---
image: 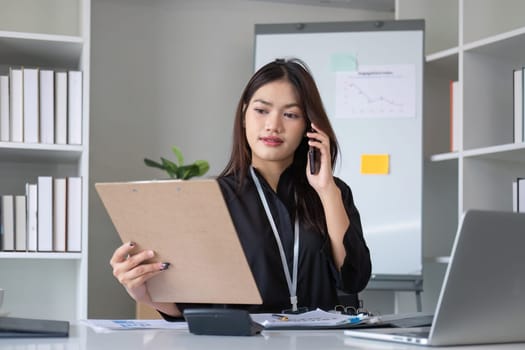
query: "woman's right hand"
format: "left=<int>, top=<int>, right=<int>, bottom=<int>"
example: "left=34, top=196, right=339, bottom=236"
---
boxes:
left=109, top=242, right=169, bottom=305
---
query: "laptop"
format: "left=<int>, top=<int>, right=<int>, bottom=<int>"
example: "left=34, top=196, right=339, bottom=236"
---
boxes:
left=345, top=210, right=525, bottom=346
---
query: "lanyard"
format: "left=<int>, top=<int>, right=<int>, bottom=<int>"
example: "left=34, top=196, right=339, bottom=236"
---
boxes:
left=249, top=166, right=300, bottom=312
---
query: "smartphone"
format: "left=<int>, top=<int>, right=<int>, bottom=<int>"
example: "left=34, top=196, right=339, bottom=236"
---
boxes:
left=308, top=126, right=320, bottom=175
left=309, top=146, right=320, bottom=175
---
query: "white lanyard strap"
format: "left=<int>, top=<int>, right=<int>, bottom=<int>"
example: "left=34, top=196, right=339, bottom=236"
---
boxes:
left=250, top=166, right=299, bottom=312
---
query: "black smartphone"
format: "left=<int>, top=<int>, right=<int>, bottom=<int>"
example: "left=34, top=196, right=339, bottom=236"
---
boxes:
left=308, top=126, right=320, bottom=175
left=309, top=146, right=320, bottom=175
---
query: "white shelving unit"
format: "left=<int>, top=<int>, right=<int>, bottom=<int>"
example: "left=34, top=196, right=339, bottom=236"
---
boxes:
left=0, top=0, right=90, bottom=321
left=396, top=0, right=525, bottom=312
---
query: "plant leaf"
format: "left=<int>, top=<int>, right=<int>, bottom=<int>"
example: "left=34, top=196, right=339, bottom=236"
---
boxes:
left=165, top=168, right=176, bottom=178
left=175, top=164, right=188, bottom=179
left=144, top=147, right=209, bottom=180
left=194, top=160, right=210, bottom=177
left=177, top=164, right=198, bottom=180
left=161, top=157, right=179, bottom=178
left=171, top=146, right=184, bottom=166
left=144, top=158, right=165, bottom=170
left=189, top=164, right=202, bottom=179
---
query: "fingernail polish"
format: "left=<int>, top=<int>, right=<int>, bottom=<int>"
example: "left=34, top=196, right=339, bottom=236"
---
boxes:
left=160, top=262, right=170, bottom=271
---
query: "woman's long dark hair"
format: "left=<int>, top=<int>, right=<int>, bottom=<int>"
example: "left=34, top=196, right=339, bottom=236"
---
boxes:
left=219, top=58, right=340, bottom=235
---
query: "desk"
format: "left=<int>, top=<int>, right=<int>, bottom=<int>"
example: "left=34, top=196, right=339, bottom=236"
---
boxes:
left=0, top=323, right=524, bottom=350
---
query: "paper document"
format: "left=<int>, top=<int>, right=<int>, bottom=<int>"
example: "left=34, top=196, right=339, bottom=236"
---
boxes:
left=82, top=319, right=188, bottom=333
left=250, top=309, right=373, bottom=329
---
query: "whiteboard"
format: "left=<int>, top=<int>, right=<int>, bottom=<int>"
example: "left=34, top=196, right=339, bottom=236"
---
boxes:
left=255, top=20, right=424, bottom=277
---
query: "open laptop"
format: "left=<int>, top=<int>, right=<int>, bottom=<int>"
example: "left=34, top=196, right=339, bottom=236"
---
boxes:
left=345, top=210, right=525, bottom=346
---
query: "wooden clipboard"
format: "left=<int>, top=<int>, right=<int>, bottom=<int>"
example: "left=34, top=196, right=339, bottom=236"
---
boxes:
left=95, top=179, right=262, bottom=305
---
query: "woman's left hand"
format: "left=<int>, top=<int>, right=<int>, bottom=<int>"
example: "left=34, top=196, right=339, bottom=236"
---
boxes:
left=306, top=123, right=336, bottom=194
left=306, top=123, right=349, bottom=268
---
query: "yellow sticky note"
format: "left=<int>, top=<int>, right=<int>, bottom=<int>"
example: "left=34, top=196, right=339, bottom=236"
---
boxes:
left=360, top=154, right=390, bottom=175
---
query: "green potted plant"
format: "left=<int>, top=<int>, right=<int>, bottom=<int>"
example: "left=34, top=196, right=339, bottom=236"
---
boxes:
left=144, top=146, right=209, bottom=180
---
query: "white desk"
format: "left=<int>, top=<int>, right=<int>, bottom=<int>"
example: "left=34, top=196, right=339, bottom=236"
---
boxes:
left=1, top=323, right=525, bottom=350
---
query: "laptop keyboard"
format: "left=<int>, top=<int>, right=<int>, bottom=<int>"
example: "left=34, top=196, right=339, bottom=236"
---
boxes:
left=390, top=315, right=433, bottom=328
left=391, top=330, right=430, bottom=338
left=379, top=313, right=433, bottom=328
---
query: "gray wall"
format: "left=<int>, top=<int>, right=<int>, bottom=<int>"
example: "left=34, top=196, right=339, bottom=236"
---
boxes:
left=89, top=0, right=393, bottom=318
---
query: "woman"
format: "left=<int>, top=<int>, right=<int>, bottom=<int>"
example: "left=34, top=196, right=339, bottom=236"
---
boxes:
left=110, top=58, right=371, bottom=318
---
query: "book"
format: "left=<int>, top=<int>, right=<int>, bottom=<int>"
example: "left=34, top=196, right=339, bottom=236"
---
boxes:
left=523, top=68, right=525, bottom=143
left=1, top=195, right=14, bottom=251
left=53, top=178, right=67, bottom=252
left=26, top=183, right=38, bottom=251
left=67, top=177, right=82, bottom=252
left=450, top=80, right=460, bottom=151
left=518, top=178, right=525, bottom=213
left=37, top=176, right=53, bottom=251
left=40, top=70, right=55, bottom=144
left=513, top=181, right=518, bottom=212
left=68, top=71, right=82, bottom=145
left=0, top=75, right=9, bottom=142
left=23, top=67, right=39, bottom=144
left=9, top=68, right=23, bottom=143
left=15, top=195, right=27, bottom=251
left=55, top=71, right=68, bottom=145
left=449, top=80, right=453, bottom=151
left=514, top=68, right=523, bottom=143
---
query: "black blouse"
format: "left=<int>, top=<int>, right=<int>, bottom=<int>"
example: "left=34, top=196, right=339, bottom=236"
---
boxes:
left=164, top=167, right=371, bottom=319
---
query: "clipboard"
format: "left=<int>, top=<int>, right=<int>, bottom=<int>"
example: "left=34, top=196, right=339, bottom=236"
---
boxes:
left=95, top=179, right=262, bottom=305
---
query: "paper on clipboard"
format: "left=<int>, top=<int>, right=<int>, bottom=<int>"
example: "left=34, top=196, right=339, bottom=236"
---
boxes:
left=95, top=179, right=262, bottom=305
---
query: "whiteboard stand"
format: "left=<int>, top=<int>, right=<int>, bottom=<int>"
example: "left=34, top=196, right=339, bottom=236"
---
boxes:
left=367, top=274, right=423, bottom=312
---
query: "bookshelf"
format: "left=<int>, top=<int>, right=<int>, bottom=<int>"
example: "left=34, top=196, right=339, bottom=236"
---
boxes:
left=0, top=0, right=90, bottom=321
left=397, top=0, right=525, bottom=311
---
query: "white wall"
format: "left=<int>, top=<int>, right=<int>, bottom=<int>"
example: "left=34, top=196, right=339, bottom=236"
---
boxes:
left=89, top=0, right=393, bottom=318
left=0, top=0, right=79, bottom=35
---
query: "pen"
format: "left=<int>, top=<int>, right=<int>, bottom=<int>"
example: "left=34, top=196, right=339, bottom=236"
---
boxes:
left=272, top=314, right=289, bottom=321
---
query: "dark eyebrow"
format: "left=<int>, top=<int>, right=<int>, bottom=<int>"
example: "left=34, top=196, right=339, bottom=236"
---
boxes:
left=253, top=99, right=272, bottom=106
left=252, top=99, right=300, bottom=109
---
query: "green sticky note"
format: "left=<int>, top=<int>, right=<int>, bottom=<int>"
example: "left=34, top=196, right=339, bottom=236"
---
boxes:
left=331, top=53, right=358, bottom=72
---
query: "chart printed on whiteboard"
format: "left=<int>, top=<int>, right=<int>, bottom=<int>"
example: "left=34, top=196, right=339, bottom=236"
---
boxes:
left=335, top=64, right=416, bottom=119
